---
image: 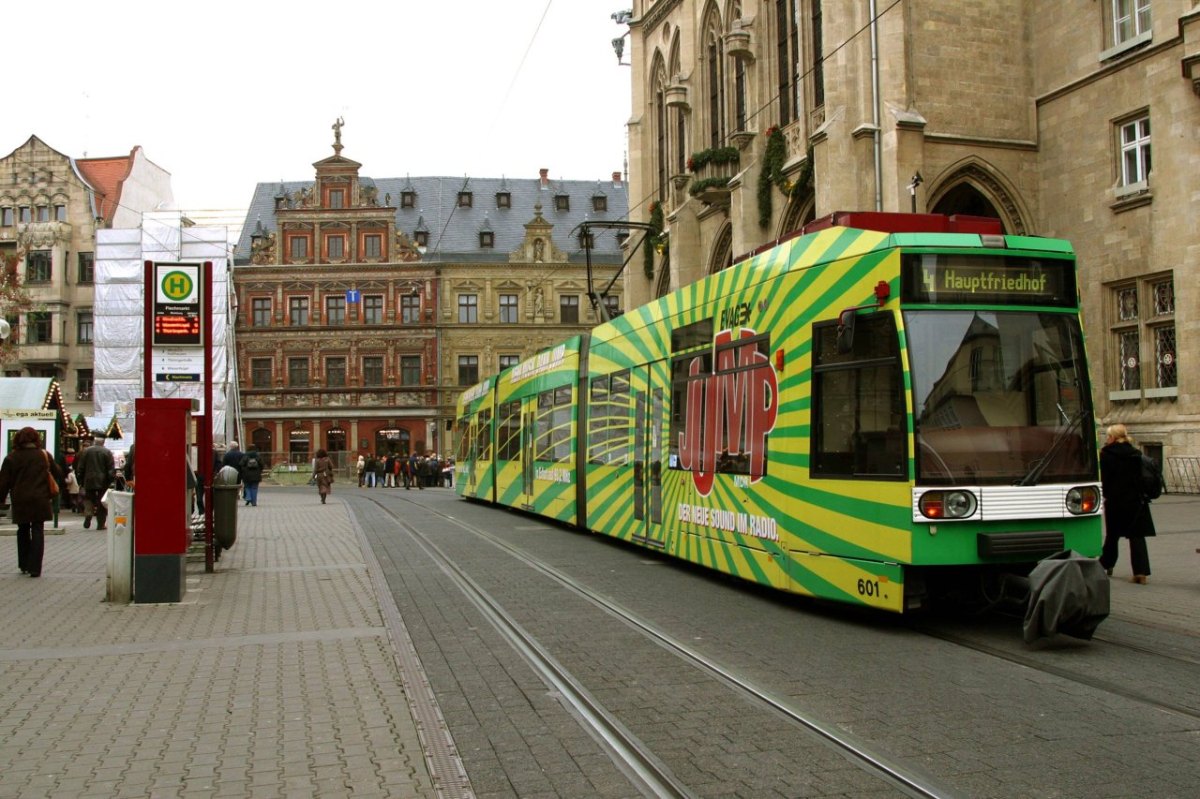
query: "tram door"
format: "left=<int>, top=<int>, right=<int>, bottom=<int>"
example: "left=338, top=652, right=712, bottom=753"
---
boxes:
left=519, top=406, right=536, bottom=505
left=632, top=363, right=668, bottom=548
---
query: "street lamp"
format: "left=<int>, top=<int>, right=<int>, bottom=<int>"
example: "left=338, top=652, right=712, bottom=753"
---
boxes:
left=0, top=318, right=10, bottom=341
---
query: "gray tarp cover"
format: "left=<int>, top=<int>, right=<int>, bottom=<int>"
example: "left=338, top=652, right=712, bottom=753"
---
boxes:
left=1023, top=550, right=1110, bottom=643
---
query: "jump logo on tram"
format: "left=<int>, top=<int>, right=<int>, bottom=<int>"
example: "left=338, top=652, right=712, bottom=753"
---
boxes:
left=676, top=328, right=779, bottom=496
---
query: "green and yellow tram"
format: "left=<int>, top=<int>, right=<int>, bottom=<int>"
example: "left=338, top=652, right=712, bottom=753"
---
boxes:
left=455, top=213, right=1101, bottom=612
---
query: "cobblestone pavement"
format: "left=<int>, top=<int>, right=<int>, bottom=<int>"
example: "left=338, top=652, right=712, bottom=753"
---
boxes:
left=1099, top=493, right=1200, bottom=633
left=2, top=488, right=1196, bottom=799
left=0, top=492, right=440, bottom=799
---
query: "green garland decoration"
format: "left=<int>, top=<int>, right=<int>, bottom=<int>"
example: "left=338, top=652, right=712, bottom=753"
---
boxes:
left=687, top=176, right=732, bottom=197
left=687, top=146, right=740, bottom=173
left=644, top=201, right=664, bottom=279
left=757, top=127, right=814, bottom=229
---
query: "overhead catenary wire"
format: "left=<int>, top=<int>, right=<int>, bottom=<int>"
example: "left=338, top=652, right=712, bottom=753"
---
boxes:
left=4, top=0, right=902, bottom=273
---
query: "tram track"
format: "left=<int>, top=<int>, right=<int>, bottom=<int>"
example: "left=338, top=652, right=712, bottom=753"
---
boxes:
left=912, top=623, right=1200, bottom=722
left=359, top=494, right=957, bottom=799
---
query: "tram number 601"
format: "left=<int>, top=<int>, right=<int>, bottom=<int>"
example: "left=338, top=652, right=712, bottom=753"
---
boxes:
left=857, top=578, right=881, bottom=598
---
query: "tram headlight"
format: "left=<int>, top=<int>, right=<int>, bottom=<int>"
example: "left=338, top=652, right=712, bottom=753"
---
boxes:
left=919, top=490, right=977, bottom=520
left=1065, top=486, right=1100, bottom=515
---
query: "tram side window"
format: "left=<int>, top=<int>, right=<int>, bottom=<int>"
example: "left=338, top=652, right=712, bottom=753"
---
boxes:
left=535, top=387, right=573, bottom=462
left=609, top=371, right=631, bottom=466
left=811, top=313, right=906, bottom=479
left=587, top=370, right=632, bottom=465
left=475, top=409, right=493, bottom=461
left=497, top=401, right=521, bottom=460
left=455, top=420, right=470, bottom=461
left=668, top=351, right=713, bottom=469
left=588, top=377, right=610, bottom=465
left=714, top=332, right=772, bottom=476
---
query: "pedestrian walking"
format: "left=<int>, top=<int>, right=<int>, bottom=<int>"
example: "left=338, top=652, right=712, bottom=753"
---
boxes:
left=1099, top=423, right=1155, bottom=583
left=0, top=426, right=64, bottom=577
left=356, top=454, right=366, bottom=488
left=313, top=449, right=335, bottom=504
left=373, top=453, right=386, bottom=488
left=222, top=441, right=243, bottom=471
left=363, top=454, right=376, bottom=488
left=240, top=445, right=265, bottom=506
left=76, top=434, right=115, bottom=530
left=65, top=464, right=82, bottom=512
left=384, top=454, right=395, bottom=487
left=409, top=453, right=423, bottom=490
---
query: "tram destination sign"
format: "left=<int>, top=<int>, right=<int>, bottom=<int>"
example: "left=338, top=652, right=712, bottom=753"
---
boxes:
left=902, top=255, right=1075, bottom=307
left=153, top=262, right=203, bottom=346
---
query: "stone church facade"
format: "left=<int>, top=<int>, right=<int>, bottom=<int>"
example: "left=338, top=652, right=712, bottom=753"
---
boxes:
left=623, top=0, right=1199, bottom=467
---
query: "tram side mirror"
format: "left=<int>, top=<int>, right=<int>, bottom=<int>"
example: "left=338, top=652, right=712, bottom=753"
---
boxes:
left=836, top=309, right=857, bottom=354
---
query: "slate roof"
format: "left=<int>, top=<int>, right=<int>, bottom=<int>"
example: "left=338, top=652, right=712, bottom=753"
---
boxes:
left=234, top=174, right=629, bottom=265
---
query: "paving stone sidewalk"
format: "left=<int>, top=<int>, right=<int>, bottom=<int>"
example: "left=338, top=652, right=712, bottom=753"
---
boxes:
left=0, top=492, right=438, bottom=799
left=2, top=488, right=1195, bottom=799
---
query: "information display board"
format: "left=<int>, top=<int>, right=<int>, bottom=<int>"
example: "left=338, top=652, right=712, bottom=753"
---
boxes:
left=153, top=263, right=202, bottom=346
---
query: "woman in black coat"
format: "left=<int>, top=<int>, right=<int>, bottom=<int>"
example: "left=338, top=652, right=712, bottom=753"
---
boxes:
left=0, top=426, right=64, bottom=578
left=1099, top=423, right=1155, bottom=583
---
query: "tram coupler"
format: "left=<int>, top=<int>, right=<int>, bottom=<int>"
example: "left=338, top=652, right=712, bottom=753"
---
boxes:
left=1021, top=550, right=1110, bottom=643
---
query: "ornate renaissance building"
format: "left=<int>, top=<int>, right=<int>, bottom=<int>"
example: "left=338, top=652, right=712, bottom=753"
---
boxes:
left=233, top=129, right=628, bottom=464
left=623, top=0, right=1199, bottom=462
left=0, top=135, right=173, bottom=419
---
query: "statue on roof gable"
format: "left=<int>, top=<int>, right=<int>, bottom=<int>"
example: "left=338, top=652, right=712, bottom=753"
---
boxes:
left=332, top=117, right=345, bottom=152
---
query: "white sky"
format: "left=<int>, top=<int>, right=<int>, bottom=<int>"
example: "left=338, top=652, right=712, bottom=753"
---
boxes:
left=4, top=0, right=633, bottom=218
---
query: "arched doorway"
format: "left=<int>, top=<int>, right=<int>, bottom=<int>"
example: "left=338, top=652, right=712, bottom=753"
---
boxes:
left=654, top=252, right=672, bottom=299
left=326, top=426, right=347, bottom=467
left=931, top=184, right=1003, bottom=225
left=288, top=428, right=310, bottom=465
left=708, top=224, right=733, bottom=275
left=375, top=428, right=410, bottom=457
left=780, top=193, right=816, bottom=239
left=251, top=427, right=273, bottom=466
left=927, top=160, right=1028, bottom=235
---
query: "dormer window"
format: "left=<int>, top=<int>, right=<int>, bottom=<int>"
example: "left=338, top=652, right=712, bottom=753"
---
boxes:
left=328, top=189, right=344, bottom=209
left=480, top=231, right=495, bottom=248
left=458, top=191, right=473, bottom=208
left=401, top=191, right=416, bottom=208
left=592, top=195, right=607, bottom=212
left=414, top=230, right=429, bottom=248
left=496, top=192, right=511, bottom=209
left=578, top=232, right=595, bottom=250
left=554, top=194, right=570, bottom=212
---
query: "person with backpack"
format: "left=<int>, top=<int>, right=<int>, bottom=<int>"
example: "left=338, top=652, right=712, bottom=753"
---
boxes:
left=240, top=444, right=265, bottom=507
left=1099, top=423, right=1156, bottom=584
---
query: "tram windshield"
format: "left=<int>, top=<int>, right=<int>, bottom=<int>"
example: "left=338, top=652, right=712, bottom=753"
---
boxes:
left=905, top=310, right=1096, bottom=486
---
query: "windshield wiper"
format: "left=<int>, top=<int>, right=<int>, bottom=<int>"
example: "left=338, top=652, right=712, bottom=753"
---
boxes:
left=1016, top=408, right=1089, bottom=486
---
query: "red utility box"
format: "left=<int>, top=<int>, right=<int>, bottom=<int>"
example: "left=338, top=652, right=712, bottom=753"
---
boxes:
left=133, top=398, right=195, bottom=603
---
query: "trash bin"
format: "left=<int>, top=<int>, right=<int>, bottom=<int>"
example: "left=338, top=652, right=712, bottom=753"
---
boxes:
left=213, top=464, right=240, bottom=550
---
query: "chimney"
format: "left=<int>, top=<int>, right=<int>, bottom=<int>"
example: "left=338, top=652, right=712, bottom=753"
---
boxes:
left=612, top=171, right=623, bottom=186
left=539, top=168, right=549, bottom=188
